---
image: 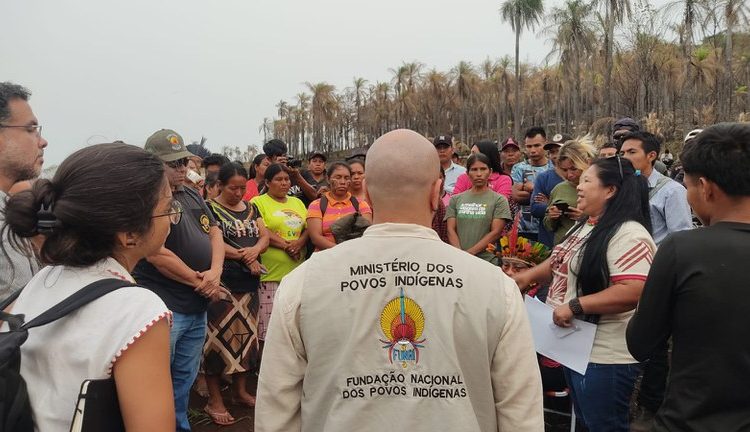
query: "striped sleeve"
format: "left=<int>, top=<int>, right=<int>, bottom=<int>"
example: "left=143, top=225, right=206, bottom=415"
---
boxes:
left=608, top=222, right=657, bottom=282
left=307, top=198, right=322, bottom=220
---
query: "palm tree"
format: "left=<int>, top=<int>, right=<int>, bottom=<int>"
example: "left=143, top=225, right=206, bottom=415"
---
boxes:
left=544, top=0, right=596, bottom=128
left=259, top=118, right=272, bottom=143
left=295, top=93, right=311, bottom=153
left=421, top=69, right=452, bottom=134
left=453, top=61, right=478, bottom=143
left=352, top=77, right=368, bottom=145
left=597, top=0, right=631, bottom=116
left=305, top=82, right=337, bottom=152
left=501, top=0, right=545, bottom=139
left=665, top=0, right=707, bottom=127
left=720, top=0, right=749, bottom=118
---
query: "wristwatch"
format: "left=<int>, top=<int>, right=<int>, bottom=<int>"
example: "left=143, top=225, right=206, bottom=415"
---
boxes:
left=568, top=298, right=584, bottom=315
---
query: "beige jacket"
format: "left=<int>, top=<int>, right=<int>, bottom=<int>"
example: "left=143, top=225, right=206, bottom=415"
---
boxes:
left=256, top=223, right=543, bottom=432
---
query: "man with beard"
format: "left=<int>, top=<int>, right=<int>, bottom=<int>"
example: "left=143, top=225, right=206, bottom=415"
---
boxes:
left=0, top=82, right=48, bottom=300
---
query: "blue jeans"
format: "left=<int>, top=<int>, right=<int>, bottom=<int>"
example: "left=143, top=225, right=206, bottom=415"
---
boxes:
left=564, top=363, right=641, bottom=432
left=170, top=311, right=207, bottom=432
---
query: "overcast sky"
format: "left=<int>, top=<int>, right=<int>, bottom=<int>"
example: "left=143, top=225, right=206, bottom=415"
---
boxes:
left=4, top=0, right=654, bottom=166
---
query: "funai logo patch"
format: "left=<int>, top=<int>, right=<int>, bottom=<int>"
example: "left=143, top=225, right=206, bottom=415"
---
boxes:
left=379, top=288, right=426, bottom=369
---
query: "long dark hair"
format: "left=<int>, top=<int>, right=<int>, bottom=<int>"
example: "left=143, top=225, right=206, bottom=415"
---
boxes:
left=465, top=153, right=491, bottom=171
left=2, top=143, right=165, bottom=267
left=248, top=154, right=267, bottom=179
left=473, top=140, right=504, bottom=174
left=218, top=162, right=248, bottom=184
left=572, top=156, right=651, bottom=299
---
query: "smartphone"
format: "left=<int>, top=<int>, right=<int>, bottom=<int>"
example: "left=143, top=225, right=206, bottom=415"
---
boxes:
left=554, top=203, right=570, bottom=213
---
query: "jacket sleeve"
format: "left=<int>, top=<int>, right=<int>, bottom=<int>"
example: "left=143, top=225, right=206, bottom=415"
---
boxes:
left=626, top=235, right=676, bottom=361
left=491, top=280, right=544, bottom=431
left=255, top=270, right=307, bottom=432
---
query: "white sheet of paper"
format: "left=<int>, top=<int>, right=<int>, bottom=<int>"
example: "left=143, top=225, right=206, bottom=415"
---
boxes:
left=524, top=295, right=597, bottom=375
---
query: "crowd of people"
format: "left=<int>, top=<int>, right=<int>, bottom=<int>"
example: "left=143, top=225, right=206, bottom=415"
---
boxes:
left=1, top=80, right=750, bottom=432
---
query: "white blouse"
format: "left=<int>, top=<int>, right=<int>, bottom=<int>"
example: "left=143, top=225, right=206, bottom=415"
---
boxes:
left=5, top=257, right=171, bottom=431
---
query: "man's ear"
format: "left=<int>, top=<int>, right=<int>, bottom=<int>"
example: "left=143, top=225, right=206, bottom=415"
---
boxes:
left=430, top=179, right=442, bottom=212
left=699, top=177, right=715, bottom=203
left=364, top=179, right=372, bottom=205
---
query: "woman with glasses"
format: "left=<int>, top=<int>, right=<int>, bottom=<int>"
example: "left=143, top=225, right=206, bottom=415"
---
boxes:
left=200, top=162, right=269, bottom=425
left=513, top=156, right=656, bottom=432
left=250, top=164, right=308, bottom=343
left=1, top=143, right=176, bottom=430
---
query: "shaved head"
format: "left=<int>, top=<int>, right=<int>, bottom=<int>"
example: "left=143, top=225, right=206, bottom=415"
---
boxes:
left=366, top=129, right=440, bottom=216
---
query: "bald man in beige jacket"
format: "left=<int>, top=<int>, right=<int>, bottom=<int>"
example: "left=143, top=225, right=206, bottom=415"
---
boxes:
left=255, top=129, right=544, bottom=432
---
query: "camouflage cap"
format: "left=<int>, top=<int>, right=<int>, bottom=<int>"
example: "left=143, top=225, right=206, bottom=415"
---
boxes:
left=144, top=129, right=194, bottom=162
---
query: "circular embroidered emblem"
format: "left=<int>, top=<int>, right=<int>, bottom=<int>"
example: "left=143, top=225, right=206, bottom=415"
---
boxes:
left=167, top=134, right=182, bottom=151
left=200, top=214, right=210, bottom=233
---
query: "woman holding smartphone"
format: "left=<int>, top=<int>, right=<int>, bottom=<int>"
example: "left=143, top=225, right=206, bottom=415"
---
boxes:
left=543, top=139, right=596, bottom=245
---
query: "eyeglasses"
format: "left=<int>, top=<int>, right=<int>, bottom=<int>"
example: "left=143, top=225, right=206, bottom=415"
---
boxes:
left=0, top=124, right=43, bottom=137
left=152, top=200, right=183, bottom=225
left=165, top=158, right=188, bottom=169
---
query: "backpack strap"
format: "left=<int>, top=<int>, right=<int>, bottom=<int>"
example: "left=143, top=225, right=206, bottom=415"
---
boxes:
left=350, top=196, right=360, bottom=213
left=648, top=176, right=671, bottom=200
left=320, top=194, right=329, bottom=217
left=0, top=289, right=22, bottom=312
left=22, top=278, right=141, bottom=330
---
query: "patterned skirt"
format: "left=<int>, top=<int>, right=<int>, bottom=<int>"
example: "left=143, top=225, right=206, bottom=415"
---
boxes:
left=258, top=281, right=279, bottom=341
left=202, top=292, right=259, bottom=375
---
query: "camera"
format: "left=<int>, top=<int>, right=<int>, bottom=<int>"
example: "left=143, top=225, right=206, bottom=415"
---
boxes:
left=288, top=158, right=303, bottom=169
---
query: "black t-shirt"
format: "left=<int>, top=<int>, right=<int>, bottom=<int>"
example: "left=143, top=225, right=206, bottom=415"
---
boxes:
left=133, top=186, right=217, bottom=314
left=302, top=170, right=328, bottom=190
left=207, top=199, right=261, bottom=293
left=627, top=222, right=750, bottom=432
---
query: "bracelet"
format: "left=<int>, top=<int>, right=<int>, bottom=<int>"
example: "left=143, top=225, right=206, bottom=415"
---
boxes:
left=568, top=298, right=584, bottom=315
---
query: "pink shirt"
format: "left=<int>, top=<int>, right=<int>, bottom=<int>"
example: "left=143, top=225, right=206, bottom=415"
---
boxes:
left=243, top=179, right=260, bottom=201
left=452, top=172, right=512, bottom=199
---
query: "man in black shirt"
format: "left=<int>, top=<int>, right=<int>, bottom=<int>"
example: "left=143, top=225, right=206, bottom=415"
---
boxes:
left=134, top=129, right=226, bottom=432
left=627, top=123, right=750, bottom=432
left=302, top=150, right=328, bottom=191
